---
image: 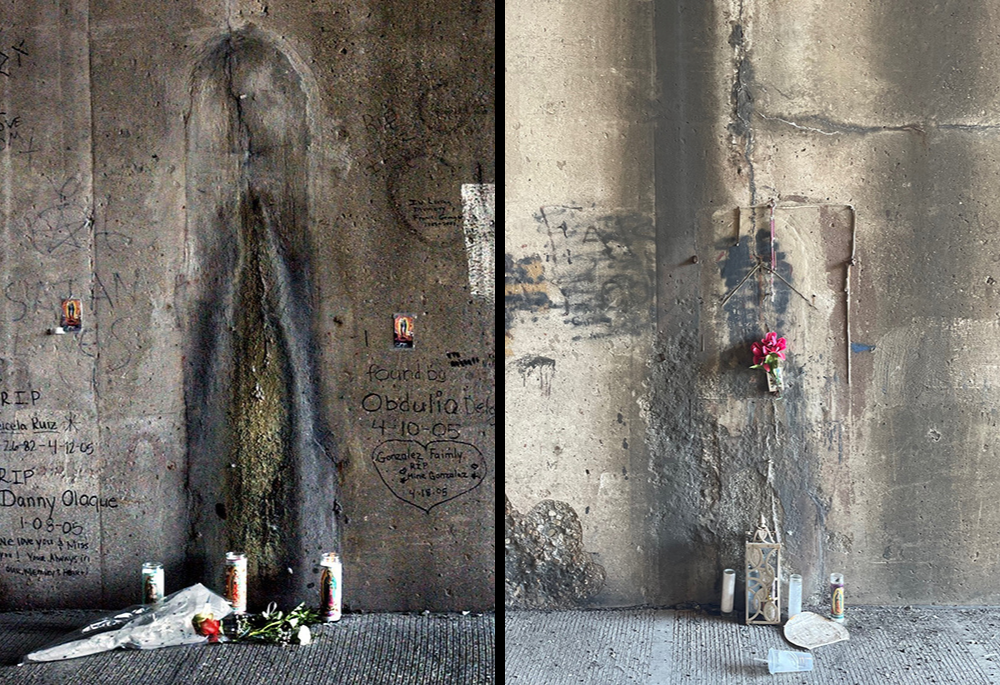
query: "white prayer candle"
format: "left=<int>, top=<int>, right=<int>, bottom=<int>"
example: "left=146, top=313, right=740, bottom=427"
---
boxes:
left=788, top=574, right=802, bottom=619
left=721, top=568, right=736, bottom=614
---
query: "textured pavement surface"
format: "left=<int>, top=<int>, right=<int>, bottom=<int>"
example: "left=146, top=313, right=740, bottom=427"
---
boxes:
left=506, top=607, right=1000, bottom=684
left=0, top=611, right=494, bottom=684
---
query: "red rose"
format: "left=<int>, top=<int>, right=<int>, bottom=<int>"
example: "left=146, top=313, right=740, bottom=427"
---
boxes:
left=193, top=611, right=222, bottom=642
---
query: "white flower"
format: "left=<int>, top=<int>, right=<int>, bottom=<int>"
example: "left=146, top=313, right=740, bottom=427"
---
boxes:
left=295, top=625, right=311, bottom=645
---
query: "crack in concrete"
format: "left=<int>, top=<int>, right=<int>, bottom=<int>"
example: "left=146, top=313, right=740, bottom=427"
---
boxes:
left=729, top=25, right=757, bottom=205
left=757, top=111, right=1000, bottom=136
left=939, top=123, right=1000, bottom=132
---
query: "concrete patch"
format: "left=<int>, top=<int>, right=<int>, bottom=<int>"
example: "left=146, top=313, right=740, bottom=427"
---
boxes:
left=504, top=496, right=605, bottom=609
left=462, top=183, right=495, bottom=303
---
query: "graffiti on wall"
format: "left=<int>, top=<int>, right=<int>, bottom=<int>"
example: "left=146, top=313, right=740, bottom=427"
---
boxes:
left=505, top=206, right=654, bottom=354
left=0, top=112, right=24, bottom=152
left=514, top=355, right=555, bottom=396
left=534, top=205, right=654, bottom=336
left=22, top=176, right=91, bottom=257
left=0, top=33, right=28, bottom=78
left=364, top=355, right=494, bottom=512
left=0, top=389, right=104, bottom=581
left=371, top=439, right=485, bottom=513
left=0, top=33, right=33, bottom=157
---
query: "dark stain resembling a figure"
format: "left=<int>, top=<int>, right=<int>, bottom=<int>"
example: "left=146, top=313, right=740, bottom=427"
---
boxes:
left=183, top=25, right=337, bottom=609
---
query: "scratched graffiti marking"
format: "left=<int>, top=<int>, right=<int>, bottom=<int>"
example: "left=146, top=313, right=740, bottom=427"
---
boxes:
left=0, top=112, right=23, bottom=152
left=0, top=35, right=28, bottom=78
left=4, top=270, right=140, bottom=322
left=23, top=177, right=91, bottom=257
left=22, top=179, right=136, bottom=256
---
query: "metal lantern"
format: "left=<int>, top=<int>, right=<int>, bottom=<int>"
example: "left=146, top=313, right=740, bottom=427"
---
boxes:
left=746, top=514, right=781, bottom=625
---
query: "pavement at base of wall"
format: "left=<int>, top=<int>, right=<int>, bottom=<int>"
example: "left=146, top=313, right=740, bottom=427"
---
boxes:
left=505, top=607, right=1000, bottom=684
left=0, top=610, right=495, bottom=684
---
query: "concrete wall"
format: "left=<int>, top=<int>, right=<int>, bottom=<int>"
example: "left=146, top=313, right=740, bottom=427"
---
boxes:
left=0, top=0, right=494, bottom=611
left=506, top=0, right=1000, bottom=608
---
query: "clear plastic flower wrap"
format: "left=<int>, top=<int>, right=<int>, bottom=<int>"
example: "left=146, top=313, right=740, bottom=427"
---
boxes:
left=25, top=583, right=233, bottom=662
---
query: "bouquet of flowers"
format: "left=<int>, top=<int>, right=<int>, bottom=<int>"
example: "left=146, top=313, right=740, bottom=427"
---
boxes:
left=25, top=584, right=317, bottom=662
left=194, top=602, right=317, bottom=645
left=750, top=332, right=787, bottom=393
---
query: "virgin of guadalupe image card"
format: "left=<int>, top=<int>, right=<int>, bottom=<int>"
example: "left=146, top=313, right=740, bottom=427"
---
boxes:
left=393, top=313, right=415, bottom=349
left=60, top=299, right=82, bottom=332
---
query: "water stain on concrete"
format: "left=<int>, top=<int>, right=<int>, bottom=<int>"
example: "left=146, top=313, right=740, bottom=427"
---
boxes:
left=183, top=25, right=337, bottom=609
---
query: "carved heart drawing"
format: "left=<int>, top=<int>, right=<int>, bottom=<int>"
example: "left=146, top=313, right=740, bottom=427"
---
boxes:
left=371, top=439, right=487, bottom=512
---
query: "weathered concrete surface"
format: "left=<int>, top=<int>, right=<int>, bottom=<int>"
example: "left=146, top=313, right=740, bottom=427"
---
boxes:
left=0, top=611, right=495, bottom=684
left=505, top=0, right=655, bottom=607
left=506, top=608, right=1000, bottom=684
left=505, top=496, right=606, bottom=608
left=0, top=0, right=494, bottom=611
left=507, top=0, right=1000, bottom=608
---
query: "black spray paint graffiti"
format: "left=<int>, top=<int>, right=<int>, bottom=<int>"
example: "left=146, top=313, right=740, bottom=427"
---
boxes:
left=526, top=205, right=654, bottom=338
left=515, top=356, right=555, bottom=397
left=447, top=351, right=493, bottom=368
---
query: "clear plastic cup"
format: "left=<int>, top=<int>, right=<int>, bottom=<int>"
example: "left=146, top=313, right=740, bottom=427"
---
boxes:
left=762, top=648, right=814, bottom=674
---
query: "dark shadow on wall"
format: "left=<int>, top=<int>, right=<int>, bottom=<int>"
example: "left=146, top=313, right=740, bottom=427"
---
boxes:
left=181, top=25, right=338, bottom=610
left=648, top=0, right=726, bottom=605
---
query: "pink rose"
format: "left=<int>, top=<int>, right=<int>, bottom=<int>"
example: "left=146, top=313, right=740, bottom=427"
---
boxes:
left=750, top=332, right=788, bottom=372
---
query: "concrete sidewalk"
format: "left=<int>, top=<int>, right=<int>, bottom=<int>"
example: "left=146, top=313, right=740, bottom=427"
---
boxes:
left=0, top=610, right=494, bottom=684
left=506, top=607, right=1000, bottom=684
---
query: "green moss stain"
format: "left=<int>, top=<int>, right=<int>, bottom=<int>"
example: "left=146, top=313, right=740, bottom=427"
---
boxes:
left=227, top=191, right=293, bottom=597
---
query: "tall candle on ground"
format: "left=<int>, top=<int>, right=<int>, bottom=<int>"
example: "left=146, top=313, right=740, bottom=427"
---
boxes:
left=830, top=573, right=845, bottom=623
left=787, top=574, right=802, bottom=619
left=721, top=568, right=736, bottom=614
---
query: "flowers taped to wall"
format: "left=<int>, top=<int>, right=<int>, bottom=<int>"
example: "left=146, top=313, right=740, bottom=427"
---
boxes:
left=750, top=332, right=787, bottom=394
